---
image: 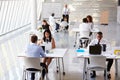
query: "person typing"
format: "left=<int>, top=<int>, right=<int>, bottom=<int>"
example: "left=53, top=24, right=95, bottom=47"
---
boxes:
left=88, top=32, right=113, bottom=79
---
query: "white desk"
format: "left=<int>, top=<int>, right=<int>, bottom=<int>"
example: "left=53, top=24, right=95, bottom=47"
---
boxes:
left=76, top=48, right=119, bottom=80
left=45, top=48, right=67, bottom=58
left=45, top=48, right=68, bottom=75
left=18, top=48, right=68, bottom=77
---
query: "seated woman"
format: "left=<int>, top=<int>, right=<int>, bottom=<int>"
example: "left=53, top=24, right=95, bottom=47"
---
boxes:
left=42, top=20, right=52, bottom=32
left=38, top=30, right=56, bottom=73
left=60, top=17, right=69, bottom=31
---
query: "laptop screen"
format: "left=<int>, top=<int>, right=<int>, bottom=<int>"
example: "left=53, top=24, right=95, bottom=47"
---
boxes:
left=89, top=44, right=102, bottom=55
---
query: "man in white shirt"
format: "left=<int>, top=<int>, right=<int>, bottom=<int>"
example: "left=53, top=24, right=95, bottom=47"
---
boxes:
left=62, top=4, right=70, bottom=23
left=88, top=32, right=113, bottom=79
left=79, top=18, right=92, bottom=48
left=79, top=18, right=92, bottom=38
left=49, top=13, right=56, bottom=32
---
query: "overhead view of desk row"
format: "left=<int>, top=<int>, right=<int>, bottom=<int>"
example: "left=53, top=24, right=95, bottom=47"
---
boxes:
left=0, top=0, right=120, bottom=80
left=17, top=28, right=120, bottom=80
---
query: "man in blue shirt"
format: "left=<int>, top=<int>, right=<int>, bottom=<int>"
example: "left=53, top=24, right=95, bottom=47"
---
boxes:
left=25, top=34, right=46, bottom=80
left=26, top=34, right=46, bottom=57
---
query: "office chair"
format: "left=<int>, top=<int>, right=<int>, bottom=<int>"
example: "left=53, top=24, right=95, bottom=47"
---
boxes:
left=79, top=31, right=90, bottom=48
left=79, top=37, right=89, bottom=48
left=22, top=57, right=44, bottom=80
left=86, top=55, right=107, bottom=80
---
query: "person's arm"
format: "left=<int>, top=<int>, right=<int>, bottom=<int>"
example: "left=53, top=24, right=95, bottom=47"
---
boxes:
left=37, top=39, right=44, bottom=45
left=53, top=17, right=56, bottom=23
left=49, top=25, right=52, bottom=31
left=87, top=39, right=96, bottom=50
left=68, top=8, right=70, bottom=15
left=88, top=23, right=92, bottom=32
left=52, top=38, right=56, bottom=49
left=42, top=25, right=45, bottom=29
left=91, top=23, right=94, bottom=29
left=89, top=39, right=96, bottom=45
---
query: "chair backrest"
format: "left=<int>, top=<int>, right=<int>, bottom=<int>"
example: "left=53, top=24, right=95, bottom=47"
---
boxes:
left=80, top=38, right=89, bottom=48
left=89, top=55, right=106, bottom=68
left=23, top=57, right=42, bottom=70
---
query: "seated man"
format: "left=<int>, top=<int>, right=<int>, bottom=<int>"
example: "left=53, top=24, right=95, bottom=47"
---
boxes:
left=79, top=18, right=92, bottom=48
left=49, top=13, right=60, bottom=32
left=88, top=32, right=113, bottom=79
left=25, top=34, right=46, bottom=80
left=25, top=34, right=46, bottom=57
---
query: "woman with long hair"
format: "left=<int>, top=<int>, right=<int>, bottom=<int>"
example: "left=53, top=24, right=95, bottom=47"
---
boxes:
left=39, top=30, right=56, bottom=72
left=86, top=15, right=93, bottom=29
left=86, top=15, right=94, bottom=36
left=42, top=20, right=52, bottom=31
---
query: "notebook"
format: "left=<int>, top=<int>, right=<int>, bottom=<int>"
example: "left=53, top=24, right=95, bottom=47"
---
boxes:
left=89, top=44, right=102, bottom=55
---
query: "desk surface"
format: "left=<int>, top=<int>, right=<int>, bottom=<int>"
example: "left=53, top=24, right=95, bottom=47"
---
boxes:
left=45, top=48, right=68, bottom=58
left=18, top=48, right=68, bottom=58
left=76, top=48, right=118, bottom=59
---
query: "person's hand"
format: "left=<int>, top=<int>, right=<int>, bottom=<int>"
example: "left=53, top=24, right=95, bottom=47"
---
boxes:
left=37, top=39, right=43, bottom=45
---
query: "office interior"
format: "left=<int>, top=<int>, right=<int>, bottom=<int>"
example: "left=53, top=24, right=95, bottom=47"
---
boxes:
left=0, top=0, right=120, bottom=80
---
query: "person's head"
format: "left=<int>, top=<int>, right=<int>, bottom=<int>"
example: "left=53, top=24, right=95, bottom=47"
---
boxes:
left=97, top=32, right=103, bottom=41
left=65, top=4, right=68, bottom=8
left=63, top=17, right=67, bottom=21
left=42, top=20, right=48, bottom=25
left=82, top=18, right=88, bottom=23
left=51, top=13, right=55, bottom=17
left=31, top=34, right=38, bottom=43
left=86, top=15, right=93, bottom=23
left=43, top=30, right=52, bottom=42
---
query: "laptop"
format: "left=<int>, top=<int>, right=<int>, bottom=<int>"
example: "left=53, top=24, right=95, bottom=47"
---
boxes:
left=89, top=44, right=102, bottom=55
